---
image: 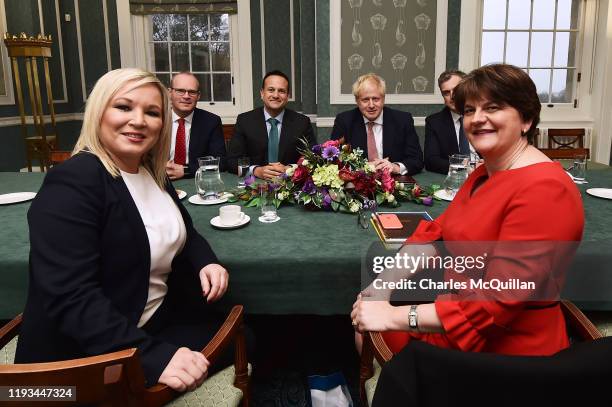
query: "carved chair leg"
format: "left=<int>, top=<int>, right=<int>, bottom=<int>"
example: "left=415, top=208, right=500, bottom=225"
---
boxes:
left=234, top=324, right=250, bottom=407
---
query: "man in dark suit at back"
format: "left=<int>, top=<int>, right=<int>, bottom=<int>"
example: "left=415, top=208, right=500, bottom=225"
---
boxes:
left=330, top=73, right=423, bottom=175
left=166, top=72, right=226, bottom=179
left=227, top=70, right=316, bottom=180
left=424, top=70, right=474, bottom=174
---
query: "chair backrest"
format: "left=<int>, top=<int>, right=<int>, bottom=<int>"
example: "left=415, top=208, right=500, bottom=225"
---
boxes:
left=359, top=300, right=603, bottom=406
left=223, top=124, right=234, bottom=151
left=0, top=305, right=249, bottom=407
left=548, top=128, right=585, bottom=149
left=0, top=314, right=146, bottom=406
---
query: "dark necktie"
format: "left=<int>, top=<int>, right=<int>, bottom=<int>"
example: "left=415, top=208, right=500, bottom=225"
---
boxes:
left=366, top=121, right=380, bottom=160
left=458, top=116, right=470, bottom=155
left=174, top=118, right=186, bottom=165
left=267, top=117, right=279, bottom=163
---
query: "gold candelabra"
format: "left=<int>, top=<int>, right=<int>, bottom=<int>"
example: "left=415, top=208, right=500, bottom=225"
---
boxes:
left=3, top=32, right=57, bottom=171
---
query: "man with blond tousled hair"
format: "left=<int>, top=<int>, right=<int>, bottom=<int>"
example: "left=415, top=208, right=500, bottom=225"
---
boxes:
left=331, top=73, right=423, bottom=175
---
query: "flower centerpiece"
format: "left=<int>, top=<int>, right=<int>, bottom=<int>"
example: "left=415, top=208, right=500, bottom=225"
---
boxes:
left=231, top=139, right=438, bottom=213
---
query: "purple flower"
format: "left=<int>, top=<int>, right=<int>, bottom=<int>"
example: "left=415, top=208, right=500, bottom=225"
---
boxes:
left=244, top=175, right=256, bottom=187
left=362, top=199, right=377, bottom=210
left=422, top=196, right=433, bottom=206
left=269, top=182, right=281, bottom=191
left=322, top=189, right=332, bottom=209
left=312, top=144, right=322, bottom=155
left=322, top=146, right=340, bottom=161
left=302, top=179, right=316, bottom=194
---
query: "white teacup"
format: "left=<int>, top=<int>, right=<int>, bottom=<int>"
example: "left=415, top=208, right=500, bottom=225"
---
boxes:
left=219, top=205, right=245, bottom=226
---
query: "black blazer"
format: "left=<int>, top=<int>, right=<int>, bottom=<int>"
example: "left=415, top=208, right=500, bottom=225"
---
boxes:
left=184, top=107, right=227, bottom=176
left=15, top=152, right=219, bottom=385
left=424, top=107, right=460, bottom=174
left=330, top=107, right=424, bottom=175
left=227, top=107, right=316, bottom=172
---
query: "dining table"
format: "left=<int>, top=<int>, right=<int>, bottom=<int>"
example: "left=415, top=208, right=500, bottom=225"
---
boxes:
left=0, top=162, right=611, bottom=319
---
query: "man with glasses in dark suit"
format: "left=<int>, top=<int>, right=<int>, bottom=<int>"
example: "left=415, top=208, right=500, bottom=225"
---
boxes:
left=166, top=72, right=226, bottom=179
left=227, top=70, right=316, bottom=180
left=424, top=70, right=475, bottom=174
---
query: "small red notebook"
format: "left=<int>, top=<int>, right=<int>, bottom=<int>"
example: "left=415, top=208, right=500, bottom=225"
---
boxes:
left=372, top=211, right=433, bottom=243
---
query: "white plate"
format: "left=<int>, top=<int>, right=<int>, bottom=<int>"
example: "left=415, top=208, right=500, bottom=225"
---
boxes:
left=188, top=194, right=228, bottom=205
left=434, top=189, right=454, bottom=202
left=210, top=215, right=250, bottom=229
left=0, top=192, right=37, bottom=205
left=586, top=188, right=612, bottom=200
left=175, top=189, right=187, bottom=200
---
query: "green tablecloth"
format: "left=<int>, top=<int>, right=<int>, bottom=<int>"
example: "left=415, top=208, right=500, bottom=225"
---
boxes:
left=1, top=164, right=611, bottom=318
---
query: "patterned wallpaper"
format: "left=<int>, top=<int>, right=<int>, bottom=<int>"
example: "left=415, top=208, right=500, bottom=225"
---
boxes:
left=341, top=0, right=437, bottom=95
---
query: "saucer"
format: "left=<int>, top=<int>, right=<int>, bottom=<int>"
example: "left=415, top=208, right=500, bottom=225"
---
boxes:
left=0, top=192, right=37, bottom=205
left=188, top=195, right=229, bottom=205
left=586, top=188, right=612, bottom=200
left=175, top=189, right=187, bottom=199
left=210, top=215, right=250, bottom=229
left=434, top=189, right=454, bottom=202
left=258, top=215, right=281, bottom=223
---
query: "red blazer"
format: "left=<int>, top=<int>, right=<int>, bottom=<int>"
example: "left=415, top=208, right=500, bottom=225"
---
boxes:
left=384, top=162, right=584, bottom=356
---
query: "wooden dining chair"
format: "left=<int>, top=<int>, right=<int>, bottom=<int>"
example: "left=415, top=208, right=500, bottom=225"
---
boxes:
left=539, top=128, right=590, bottom=160
left=358, top=300, right=603, bottom=407
left=223, top=124, right=234, bottom=151
left=0, top=306, right=250, bottom=407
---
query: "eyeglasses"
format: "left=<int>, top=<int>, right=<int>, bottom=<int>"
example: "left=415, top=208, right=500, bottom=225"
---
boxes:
left=172, top=88, right=200, bottom=97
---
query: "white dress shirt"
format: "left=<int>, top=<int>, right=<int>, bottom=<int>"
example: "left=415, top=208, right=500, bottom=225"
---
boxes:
left=121, top=167, right=187, bottom=327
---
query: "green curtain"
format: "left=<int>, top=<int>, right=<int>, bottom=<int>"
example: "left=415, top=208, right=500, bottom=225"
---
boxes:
left=129, top=0, right=237, bottom=15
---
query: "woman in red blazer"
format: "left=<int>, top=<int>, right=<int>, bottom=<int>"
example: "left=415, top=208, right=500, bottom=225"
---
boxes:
left=15, top=69, right=230, bottom=392
left=351, top=64, right=584, bottom=356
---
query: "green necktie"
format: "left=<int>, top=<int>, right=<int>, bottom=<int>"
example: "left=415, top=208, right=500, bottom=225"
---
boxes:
left=267, top=117, right=279, bottom=163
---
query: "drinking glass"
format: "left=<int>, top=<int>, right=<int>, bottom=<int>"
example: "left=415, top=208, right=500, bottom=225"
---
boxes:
left=358, top=200, right=377, bottom=229
left=443, top=154, right=470, bottom=197
left=571, top=153, right=587, bottom=184
left=237, top=157, right=250, bottom=187
left=195, top=156, right=225, bottom=200
left=258, top=183, right=279, bottom=223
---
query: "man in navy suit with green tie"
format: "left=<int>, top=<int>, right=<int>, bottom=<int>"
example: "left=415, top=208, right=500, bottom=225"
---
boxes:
left=227, top=70, right=316, bottom=180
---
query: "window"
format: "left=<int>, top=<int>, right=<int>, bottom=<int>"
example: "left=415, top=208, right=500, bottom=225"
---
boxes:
left=480, top=0, right=582, bottom=105
left=0, top=0, right=14, bottom=105
left=147, top=14, right=233, bottom=103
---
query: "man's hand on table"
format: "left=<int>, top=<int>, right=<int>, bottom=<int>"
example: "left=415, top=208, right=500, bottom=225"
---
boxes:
left=166, top=160, right=185, bottom=180
left=371, top=158, right=400, bottom=174
left=253, top=162, right=287, bottom=180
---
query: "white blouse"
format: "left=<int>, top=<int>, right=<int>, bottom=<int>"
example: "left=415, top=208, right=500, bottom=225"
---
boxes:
left=121, top=167, right=187, bottom=327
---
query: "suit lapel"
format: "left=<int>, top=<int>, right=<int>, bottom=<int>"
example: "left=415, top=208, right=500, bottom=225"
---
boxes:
left=443, top=108, right=460, bottom=152
left=278, top=110, right=293, bottom=162
left=109, top=175, right=151, bottom=275
left=188, top=109, right=201, bottom=165
left=352, top=110, right=368, bottom=152
left=381, top=108, right=394, bottom=158
left=255, top=108, right=270, bottom=161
